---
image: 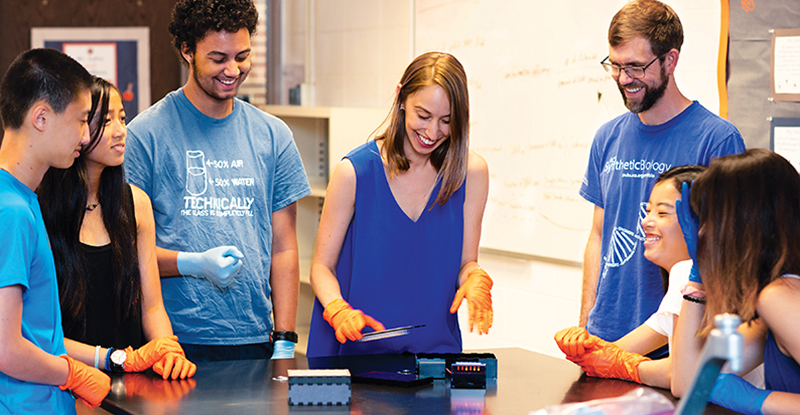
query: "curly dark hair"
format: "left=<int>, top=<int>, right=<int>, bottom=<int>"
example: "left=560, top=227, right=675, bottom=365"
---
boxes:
left=169, top=0, right=258, bottom=60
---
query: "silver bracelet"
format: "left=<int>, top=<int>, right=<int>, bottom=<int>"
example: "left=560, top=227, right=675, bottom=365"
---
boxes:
left=94, top=345, right=101, bottom=369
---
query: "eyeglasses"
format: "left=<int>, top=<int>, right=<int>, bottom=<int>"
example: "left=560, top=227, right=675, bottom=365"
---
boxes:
left=600, top=54, right=663, bottom=79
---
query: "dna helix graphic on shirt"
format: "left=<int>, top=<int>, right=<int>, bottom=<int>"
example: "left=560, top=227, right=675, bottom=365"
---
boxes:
left=600, top=201, right=648, bottom=281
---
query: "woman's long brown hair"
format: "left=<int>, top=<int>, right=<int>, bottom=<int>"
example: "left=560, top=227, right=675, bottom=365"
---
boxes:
left=379, top=51, right=470, bottom=207
left=691, top=148, right=800, bottom=334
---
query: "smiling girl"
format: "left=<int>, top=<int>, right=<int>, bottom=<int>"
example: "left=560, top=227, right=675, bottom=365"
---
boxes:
left=307, top=52, right=492, bottom=357
left=37, top=77, right=195, bottom=380
left=556, top=165, right=704, bottom=388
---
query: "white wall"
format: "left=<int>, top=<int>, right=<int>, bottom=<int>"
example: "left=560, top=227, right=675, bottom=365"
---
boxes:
left=459, top=251, right=582, bottom=357
left=295, top=0, right=583, bottom=358
left=239, top=0, right=267, bottom=105
left=310, top=0, right=414, bottom=108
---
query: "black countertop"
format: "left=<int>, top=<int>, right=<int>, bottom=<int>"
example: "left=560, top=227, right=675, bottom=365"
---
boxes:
left=101, top=347, right=736, bottom=415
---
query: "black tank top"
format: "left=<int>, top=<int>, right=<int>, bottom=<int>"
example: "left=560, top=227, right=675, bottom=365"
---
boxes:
left=64, top=184, right=144, bottom=349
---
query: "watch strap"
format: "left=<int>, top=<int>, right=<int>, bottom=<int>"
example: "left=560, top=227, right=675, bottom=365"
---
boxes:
left=105, top=347, right=113, bottom=371
left=270, top=331, right=298, bottom=343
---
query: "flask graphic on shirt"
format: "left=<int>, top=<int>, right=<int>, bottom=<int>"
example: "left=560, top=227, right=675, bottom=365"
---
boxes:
left=186, top=151, right=208, bottom=196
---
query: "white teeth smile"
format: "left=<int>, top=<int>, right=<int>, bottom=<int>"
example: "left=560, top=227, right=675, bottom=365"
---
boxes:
left=626, top=86, right=643, bottom=93
left=645, top=235, right=661, bottom=242
left=219, top=78, right=236, bottom=85
left=417, top=132, right=434, bottom=146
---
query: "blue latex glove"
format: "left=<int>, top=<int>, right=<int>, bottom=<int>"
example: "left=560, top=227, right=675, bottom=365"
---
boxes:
left=271, top=339, right=295, bottom=360
left=177, top=246, right=244, bottom=288
left=675, top=181, right=702, bottom=283
left=709, top=373, right=771, bottom=415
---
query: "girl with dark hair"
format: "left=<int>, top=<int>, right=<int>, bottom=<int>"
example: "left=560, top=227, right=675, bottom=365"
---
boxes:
left=306, top=52, right=492, bottom=357
left=673, top=148, right=800, bottom=414
left=38, top=77, right=195, bottom=380
left=556, top=165, right=704, bottom=388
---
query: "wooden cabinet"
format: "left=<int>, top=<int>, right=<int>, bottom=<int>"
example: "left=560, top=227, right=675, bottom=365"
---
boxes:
left=259, top=105, right=388, bottom=284
left=260, top=106, right=387, bottom=350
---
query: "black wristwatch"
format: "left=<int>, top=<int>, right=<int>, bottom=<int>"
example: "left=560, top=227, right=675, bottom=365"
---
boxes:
left=270, top=331, right=298, bottom=344
left=107, top=347, right=127, bottom=373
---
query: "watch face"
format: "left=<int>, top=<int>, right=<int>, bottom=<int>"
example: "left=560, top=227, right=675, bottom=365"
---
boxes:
left=111, top=349, right=127, bottom=365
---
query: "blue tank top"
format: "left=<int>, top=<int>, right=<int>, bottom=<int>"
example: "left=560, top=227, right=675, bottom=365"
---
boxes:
left=764, top=331, right=800, bottom=392
left=307, top=140, right=465, bottom=357
left=764, top=275, right=800, bottom=392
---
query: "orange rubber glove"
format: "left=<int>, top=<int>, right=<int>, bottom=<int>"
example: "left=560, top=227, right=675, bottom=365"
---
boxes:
left=554, top=326, right=594, bottom=360
left=124, top=335, right=186, bottom=373
left=152, top=352, right=197, bottom=380
left=449, top=268, right=493, bottom=334
left=571, top=337, right=651, bottom=383
left=323, top=298, right=385, bottom=343
left=59, top=355, right=111, bottom=409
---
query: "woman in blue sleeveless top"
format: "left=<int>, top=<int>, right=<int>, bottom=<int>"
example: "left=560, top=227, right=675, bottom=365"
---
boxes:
left=307, top=52, right=492, bottom=357
left=673, top=149, right=800, bottom=414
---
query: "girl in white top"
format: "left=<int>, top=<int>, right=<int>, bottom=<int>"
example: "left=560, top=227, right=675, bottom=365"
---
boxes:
left=555, top=165, right=703, bottom=388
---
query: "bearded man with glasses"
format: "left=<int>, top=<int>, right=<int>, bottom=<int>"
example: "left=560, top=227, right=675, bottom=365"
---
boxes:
left=577, top=0, right=745, bottom=349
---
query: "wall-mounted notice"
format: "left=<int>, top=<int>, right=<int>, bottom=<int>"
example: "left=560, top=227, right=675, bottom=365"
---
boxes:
left=771, top=28, right=800, bottom=102
left=31, top=27, right=150, bottom=120
left=771, top=118, right=800, bottom=173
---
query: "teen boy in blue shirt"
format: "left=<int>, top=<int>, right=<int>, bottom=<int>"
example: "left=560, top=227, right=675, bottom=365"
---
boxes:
left=0, top=48, right=111, bottom=413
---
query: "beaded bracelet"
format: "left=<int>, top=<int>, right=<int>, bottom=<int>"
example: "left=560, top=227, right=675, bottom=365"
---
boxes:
left=682, top=294, right=707, bottom=304
left=680, top=284, right=706, bottom=299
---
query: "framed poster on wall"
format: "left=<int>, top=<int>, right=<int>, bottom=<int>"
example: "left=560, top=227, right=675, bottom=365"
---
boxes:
left=771, top=117, right=800, bottom=173
left=31, top=27, right=150, bottom=119
left=771, top=28, right=800, bottom=102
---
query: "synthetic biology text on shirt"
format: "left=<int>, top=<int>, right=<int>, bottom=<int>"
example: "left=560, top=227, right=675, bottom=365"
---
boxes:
left=181, top=150, right=255, bottom=217
left=603, top=156, right=672, bottom=180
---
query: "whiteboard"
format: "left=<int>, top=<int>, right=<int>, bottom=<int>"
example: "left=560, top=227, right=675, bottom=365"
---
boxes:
left=415, top=0, right=722, bottom=262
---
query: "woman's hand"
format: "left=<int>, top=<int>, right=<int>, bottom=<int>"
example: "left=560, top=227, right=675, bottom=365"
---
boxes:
left=450, top=268, right=493, bottom=334
left=323, top=299, right=386, bottom=343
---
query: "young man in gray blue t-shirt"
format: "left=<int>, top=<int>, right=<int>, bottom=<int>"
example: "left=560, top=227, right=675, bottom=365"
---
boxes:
left=125, top=0, right=310, bottom=361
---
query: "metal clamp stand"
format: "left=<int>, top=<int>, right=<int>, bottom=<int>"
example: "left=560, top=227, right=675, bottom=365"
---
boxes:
left=674, top=313, right=743, bottom=415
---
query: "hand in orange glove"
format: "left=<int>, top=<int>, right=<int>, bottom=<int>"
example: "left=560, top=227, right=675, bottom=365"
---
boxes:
left=323, top=298, right=385, bottom=343
left=449, top=268, right=493, bottom=334
left=554, top=326, right=594, bottom=360
left=59, top=355, right=111, bottom=409
left=152, top=352, right=197, bottom=380
left=124, top=335, right=186, bottom=373
left=570, top=336, right=651, bottom=383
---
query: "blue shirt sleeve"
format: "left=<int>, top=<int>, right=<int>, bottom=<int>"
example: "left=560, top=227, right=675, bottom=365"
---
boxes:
left=270, top=126, right=311, bottom=212
left=579, top=129, right=606, bottom=208
left=708, top=130, right=746, bottom=160
left=0, top=205, right=33, bottom=290
left=124, top=126, right=155, bottom=195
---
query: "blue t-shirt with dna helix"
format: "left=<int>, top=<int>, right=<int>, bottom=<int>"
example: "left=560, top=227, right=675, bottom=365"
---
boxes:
left=579, top=101, right=744, bottom=342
